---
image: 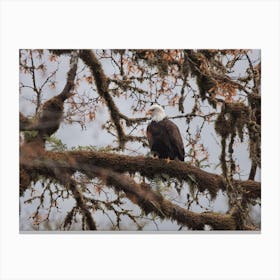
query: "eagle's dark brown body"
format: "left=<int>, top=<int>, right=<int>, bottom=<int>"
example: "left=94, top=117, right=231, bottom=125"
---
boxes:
left=147, top=118, right=185, bottom=161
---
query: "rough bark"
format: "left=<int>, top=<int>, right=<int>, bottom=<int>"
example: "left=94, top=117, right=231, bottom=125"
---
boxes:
left=20, top=149, right=261, bottom=200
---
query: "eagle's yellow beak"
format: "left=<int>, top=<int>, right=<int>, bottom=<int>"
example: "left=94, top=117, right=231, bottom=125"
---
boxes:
left=146, top=109, right=152, bottom=116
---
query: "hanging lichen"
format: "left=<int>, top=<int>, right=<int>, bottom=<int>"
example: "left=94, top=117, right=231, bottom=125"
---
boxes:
left=214, top=98, right=261, bottom=182
left=215, top=102, right=250, bottom=179
left=248, top=121, right=261, bottom=168
left=247, top=93, right=261, bottom=170
left=196, top=74, right=217, bottom=101
left=215, top=102, right=250, bottom=141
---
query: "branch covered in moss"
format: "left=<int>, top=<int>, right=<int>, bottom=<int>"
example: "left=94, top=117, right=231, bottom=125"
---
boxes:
left=20, top=152, right=238, bottom=230
left=68, top=151, right=260, bottom=199
left=20, top=149, right=260, bottom=199
left=93, top=168, right=237, bottom=230
left=20, top=113, right=38, bottom=131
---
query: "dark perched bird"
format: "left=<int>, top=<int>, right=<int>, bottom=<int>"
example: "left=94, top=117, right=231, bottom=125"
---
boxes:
left=146, top=104, right=185, bottom=161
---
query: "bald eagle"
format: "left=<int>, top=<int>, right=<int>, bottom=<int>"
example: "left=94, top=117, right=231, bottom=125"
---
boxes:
left=146, top=105, right=185, bottom=161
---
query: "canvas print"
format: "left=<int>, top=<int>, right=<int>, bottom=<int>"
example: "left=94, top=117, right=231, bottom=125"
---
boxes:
left=19, top=49, right=261, bottom=231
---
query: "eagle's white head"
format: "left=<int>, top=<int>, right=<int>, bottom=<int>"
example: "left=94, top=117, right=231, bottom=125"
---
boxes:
left=146, top=104, right=166, bottom=122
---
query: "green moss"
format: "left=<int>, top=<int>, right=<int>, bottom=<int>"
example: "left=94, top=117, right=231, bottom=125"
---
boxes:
left=23, top=130, right=39, bottom=142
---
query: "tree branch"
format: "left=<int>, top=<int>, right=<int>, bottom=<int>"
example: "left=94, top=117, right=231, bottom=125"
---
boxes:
left=20, top=151, right=238, bottom=230
left=79, top=50, right=127, bottom=149
left=92, top=168, right=237, bottom=230
left=54, top=171, right=97, bottom=230
left=20, top=113, right=38, bottom=131
left=20, top=150, right=261, bottom=200
left=20, top=51, right=79, bottom=139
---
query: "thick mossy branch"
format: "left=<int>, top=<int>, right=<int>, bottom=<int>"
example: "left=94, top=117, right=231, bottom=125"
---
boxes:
left=235, top=180, right=260, bottom=199
left=20, top=154, right=237, bottom=230
left=20, top=149, right=260, bottom=199
left=96, top=169, right=237, bottom=230
left=67, top=151, right=260, bottom=199
left=49, top=49, right=74, bottom=56
left=20, top=113, right=38, bottom=131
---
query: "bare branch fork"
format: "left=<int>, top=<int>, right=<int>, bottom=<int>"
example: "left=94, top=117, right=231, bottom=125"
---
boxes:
left=55, top=171, right=97, bottom=230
